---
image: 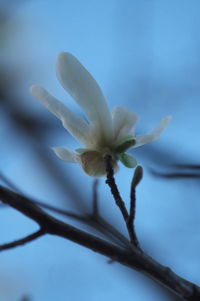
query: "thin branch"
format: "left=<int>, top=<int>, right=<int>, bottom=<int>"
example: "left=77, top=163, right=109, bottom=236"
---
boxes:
left=0, top=228, right=45, bottom=251
left=20, top=296, right=31, bottom=301
left=96, top=216, right=130, bottom=245
left=33, top=200, right=129, bottom=249
left=126, top=180, right=139, bottom=247
left=126, top=166, right=143, bottom=247
left=0, top=170, right=22, bottom=193
left=0, top=185, right=200, bottom=300
left=104, top=155, right=128, bottom=221
left=174, top=164, right=200, bottom=170
left=104, top=155, right=139, bottom=246
left=0, top=171, right=129, bottom=248
left=0, top=169, right=87, bottom=221
left=150, top=169, right=200, bottom=179
left=33, top=200, right=86, bottom=222
left=0, top=184, right=129, bottom=248
left=92, top=179, right=99, bottom=217
left=90, top=177, right=130, bottom=248
left=0, top=174, right=130, bottom=249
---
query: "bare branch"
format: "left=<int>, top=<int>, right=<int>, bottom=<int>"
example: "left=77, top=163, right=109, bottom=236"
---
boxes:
left=0, top=228, right=45, bottom=251
left=93, top=215, right=130, bottom=248
left=174, top=164, right=200, bottom=170
left=32, top=200, right=86, bottom=222
left=20, top=296, right=31, bottom=301
left=0, top=170, right=22, bottom=193
left=92, top=179, right=99, bottom=217
left=0, top=174, right=130, bottom=249
left=126, top=166, right=143, bottom=247
left=104, top=155, right=141, bottom=247
left=0, top=171, right=129, bottom=248
left=150, top=169, right=200, bottom=179
left=1, top=185, right=200, bottom=300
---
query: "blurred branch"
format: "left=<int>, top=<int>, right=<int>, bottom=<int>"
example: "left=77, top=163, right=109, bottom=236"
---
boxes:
left=0, top=170, right=22, bottom=193
left=149, top=161, right=200, bottom=179
left=174, top=164, right=200, bottom=170
left=0, top=228, right=45, bottom=251
left=20, top=296, right=31, bottom=301
left=150, top=169, right=200, bottom=179
left=0, top=185, right=200, bottom=300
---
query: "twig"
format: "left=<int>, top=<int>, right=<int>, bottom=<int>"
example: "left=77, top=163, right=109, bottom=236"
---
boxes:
left=0, top=169, right=87, bottom=221
left=126, top=166, right=143, bottom=247
left=20, top=296, right=31, bottom=301
left=150, top=169, right=200, bottom=179
left=0, top=185, right=200, bottom=300
left=0, top=173, right=130, bottom=249
left=0, top=184, right=129, bottom=249
left=0, top=228, right=45, bottom=251
left=104, top=155, right=128, bottom=221
left=94, top=216, right=130, bottom=248
left=32, top=200, right=86, bottom=222
left=33, top=200, right=129, bottom=249
left=174, top=164, right=200, bottom=169
left=0, top=170, right=22, bottom=193
left=104, top=155, right=140, bottom=246
left=0, top=171, right=129, bottom=248
left=90, top=177, right=130, bottom=248
left=92, top=179, right=99, bottom=217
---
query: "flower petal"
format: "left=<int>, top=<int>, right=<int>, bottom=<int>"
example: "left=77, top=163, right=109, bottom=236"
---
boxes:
left=112, top=106, right=139, bottom=140
left=56, top=52, right=113, bottom=143
left=30, top=85, right=91, bottom=146
left=134, top=116, right=172, bottom=148
left=51, top=147, right=77, bottom=162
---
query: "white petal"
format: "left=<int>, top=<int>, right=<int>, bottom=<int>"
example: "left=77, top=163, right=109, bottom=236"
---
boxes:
left=56, top=52, right=113, bottom=143
left=134, top=116, right=172, bottom=148
left=51, top=147, right=77, bottom=162
left=30, top=85, right=91, bottom=146
left=112, top=106, right=139, bottom=140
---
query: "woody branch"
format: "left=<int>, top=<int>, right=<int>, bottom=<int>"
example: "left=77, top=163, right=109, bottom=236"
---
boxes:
left=0, top=185, right=200, bottom=301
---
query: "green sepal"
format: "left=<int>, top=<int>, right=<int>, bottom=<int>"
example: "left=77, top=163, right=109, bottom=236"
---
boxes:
left=118, top=153, right=137, bottom=168
left=113, top=135, right=134, bottom=147
left=76, top=148, right=91, bottom=154
left=113, top=135, right=136, bottom=153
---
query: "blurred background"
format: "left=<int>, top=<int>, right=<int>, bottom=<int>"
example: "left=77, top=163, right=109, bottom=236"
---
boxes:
left=1, top=0, right=200, bottom=300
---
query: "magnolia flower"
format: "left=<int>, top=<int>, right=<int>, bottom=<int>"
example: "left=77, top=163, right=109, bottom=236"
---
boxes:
left=30, top=52, right=171, bottom=177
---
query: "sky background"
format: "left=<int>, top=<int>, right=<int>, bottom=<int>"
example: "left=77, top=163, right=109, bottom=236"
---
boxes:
left=1, top=1, right=200, bottom=300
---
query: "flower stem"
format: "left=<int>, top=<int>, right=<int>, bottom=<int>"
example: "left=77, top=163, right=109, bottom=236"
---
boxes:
left=104, top=155, right=128, bottom=222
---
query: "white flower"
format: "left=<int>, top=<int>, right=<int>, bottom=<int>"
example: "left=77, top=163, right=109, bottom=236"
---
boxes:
left=30, top=52, right=171, bottom=177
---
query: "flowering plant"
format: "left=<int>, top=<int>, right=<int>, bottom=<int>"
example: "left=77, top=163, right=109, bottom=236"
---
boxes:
left=31, top=52, right=171, bottom=177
